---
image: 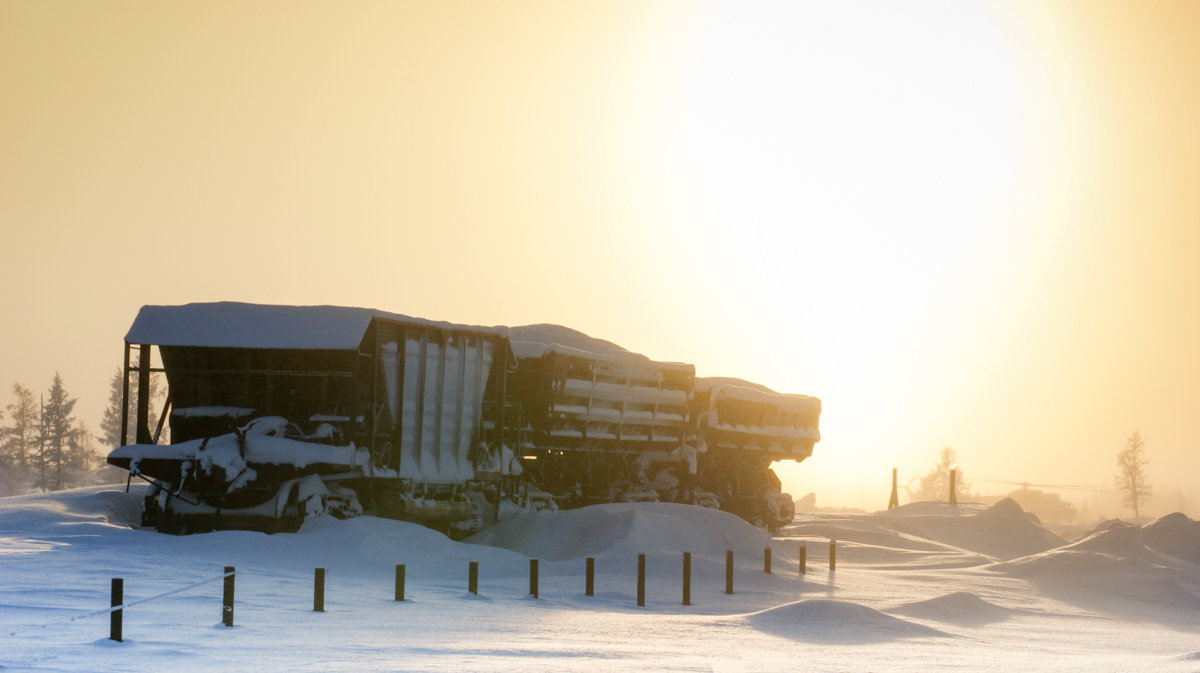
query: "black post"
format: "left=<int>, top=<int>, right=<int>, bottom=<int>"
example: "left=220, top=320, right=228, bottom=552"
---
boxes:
left=799, top=544, right=807, bottom=574
left=829, top=539, right=837, bottom=571
left=725, top=549, right=734, bottom=595
left=764, top=547, right=772, bottom=574
left=222, top=566, right=235, bottom=627
left=135, top=344, right=152, bottom=444
left=682, top=552, right=691, bottom=606
left=636, top=554, right=646, bottom=607
left=585, top=557, right=594, bottom=597
left=110, top=578, right=123, bottom=642
left=395, top=564, right=406, bottom=602
left=529, top=559, right=539, bottom=599
left=469, top=561, right=479, bottom=595
left=314, top=568, right=325, bottom=612
left=120, top=344, right=130, bottom=446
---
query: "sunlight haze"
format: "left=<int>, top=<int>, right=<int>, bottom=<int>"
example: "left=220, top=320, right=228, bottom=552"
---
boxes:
left=2, top=0, right=1198, bottom=516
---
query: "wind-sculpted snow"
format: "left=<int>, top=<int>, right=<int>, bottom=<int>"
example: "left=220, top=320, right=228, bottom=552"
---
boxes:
left=0, top=485, right=143, bottom=531
left=879, top=498, right=1066, bottom=561
left=6, top=486, right=1200, bottom=672
left=989, top=513, right=1200, bottom=618
left=0, top=486, right=143, bottom=555
left=784, top=498, right=1064, bottom=568
left=742, top=600, right=946, bottom=643
left=1139, top=513, right=1200, bottom=566
left=995, top=512, right=1200, bottom=575
left=293, top=515, right=532, bottom=580
left=888, top=591, right=1011, bottom=625
left=467, top=502, right=772, bottom=562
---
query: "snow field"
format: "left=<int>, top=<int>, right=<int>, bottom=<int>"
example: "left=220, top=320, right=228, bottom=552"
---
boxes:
left=3, top=487, right=1200, bottom=672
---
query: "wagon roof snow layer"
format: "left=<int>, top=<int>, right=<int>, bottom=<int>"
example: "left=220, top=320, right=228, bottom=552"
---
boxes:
left=125, top=302, right=510, bottom=350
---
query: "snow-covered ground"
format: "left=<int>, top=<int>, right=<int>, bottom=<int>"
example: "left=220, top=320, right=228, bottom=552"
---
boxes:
left=3, top=487, right=1199, bottom=672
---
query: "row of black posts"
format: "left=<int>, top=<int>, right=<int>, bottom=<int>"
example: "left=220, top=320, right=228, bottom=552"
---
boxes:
left=109, top=542, right=839, bottom=640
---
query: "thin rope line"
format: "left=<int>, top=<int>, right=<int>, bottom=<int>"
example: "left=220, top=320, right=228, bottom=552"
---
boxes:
left=7, top=570, right=236, bottom=637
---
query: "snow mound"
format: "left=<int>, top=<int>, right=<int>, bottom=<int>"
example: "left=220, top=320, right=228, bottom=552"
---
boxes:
left=292, top=515, right=530, bottom=579
left=1140, top=513, right=1200, bottom=565
left=787, top=516, right=952, bottom=553
left=997, top=549, right=1152, bottom=576
left=468, top=502, right=770, bottom=562
left=744, top=600, right=945, bottom=643
left=888, top=592, right=1010, bottom=625
left=991, top=519, right=1200, bottom=615
left=1012, top=512, right=1200, bottom=571
left=879, top=498, right=1065, bottom=561
left=1080, top=518, right=1135, bottom=538
left=0, top=484, right=144, bottom=532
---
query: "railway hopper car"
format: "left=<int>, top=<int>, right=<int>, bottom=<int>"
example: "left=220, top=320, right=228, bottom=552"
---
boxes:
left=108, top=303, right=820, bottom=535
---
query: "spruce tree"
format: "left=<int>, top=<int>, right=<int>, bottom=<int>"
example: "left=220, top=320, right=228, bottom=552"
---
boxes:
left=68, top=419, right=102, bottom=486
left=99, top=368, right=124, bottom=449
left=99, top=360, right=167, bottom=449
left=38, top=373, right=77, bottom=492
left=1, top=383, right=39, bottom=495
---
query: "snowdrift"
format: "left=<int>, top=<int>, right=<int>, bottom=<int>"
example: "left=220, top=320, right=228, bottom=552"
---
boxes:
left=0, top=484, right=143, bottom=531
left=995, top=512, right=1200, bottom=574
left=743, top=600, right=946, bottom=643
left=785, top=498, right=1065, bottom=567
left=467, top=502, right=771, bottom=562
left=7, top=485, right=1200, bottom=672
left=888, top=591, right=1011, bottom=625
left=879, top=498, right=1066, bottom=561
left=990, top=512, right=1200, bottom=617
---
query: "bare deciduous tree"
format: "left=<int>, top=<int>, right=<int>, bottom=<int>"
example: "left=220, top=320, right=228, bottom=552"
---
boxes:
left=1115, top=430, right=1151, bottom=518
left=913, top=447, right=972, bottom=503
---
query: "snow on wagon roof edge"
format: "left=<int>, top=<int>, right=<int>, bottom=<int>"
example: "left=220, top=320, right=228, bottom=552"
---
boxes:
left=125, top=302, right=510, bottom=350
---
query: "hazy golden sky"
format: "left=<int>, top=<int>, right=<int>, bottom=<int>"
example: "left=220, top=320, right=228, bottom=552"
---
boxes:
left=2, top=1, right=1198, bottom=513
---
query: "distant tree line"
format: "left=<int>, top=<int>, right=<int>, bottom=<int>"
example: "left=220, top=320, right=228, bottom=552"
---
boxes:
left=0, top=361, right=166, bottom=496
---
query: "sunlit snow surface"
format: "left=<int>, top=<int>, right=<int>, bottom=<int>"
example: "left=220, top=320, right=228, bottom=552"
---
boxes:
left=3, top=488, right=1200, bottom=672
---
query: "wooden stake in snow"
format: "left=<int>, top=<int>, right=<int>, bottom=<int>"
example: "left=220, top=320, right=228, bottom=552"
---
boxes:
left=469, top=561, right=479, bottom=595
left=799, top=544, right=807, bottom=574
left=222, top=566, right=235, bottom=627
left=585, top=557, right=594, bottom=597
left=109, top=578, right=123, bottom=642
left=949, top=469, right=958, bottom=505
left=725, top=550, right=734, bottom=594
left=682, top=552, right=691, bottom=606
left=637, top=554, right=646, bottom=607
left=529, top=559, right=539, bottom=599
left=829, top=539, right=837, bottom=571
left=313, top=568, right=325, bottom=612
left=395, top=564, right=405, bottom=602
left=764, top=547, right=772, bottom=574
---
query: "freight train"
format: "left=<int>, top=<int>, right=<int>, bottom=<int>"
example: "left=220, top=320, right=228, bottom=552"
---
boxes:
left=107, top=303, right=821, bottom=536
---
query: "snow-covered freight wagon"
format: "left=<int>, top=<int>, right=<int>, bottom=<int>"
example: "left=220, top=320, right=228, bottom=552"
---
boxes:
left=108, top=303, right=820, bottom=536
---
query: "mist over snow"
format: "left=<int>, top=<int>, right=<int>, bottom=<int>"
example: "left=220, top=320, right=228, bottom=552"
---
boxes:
left=4, top=487, right=1200, bottom=672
